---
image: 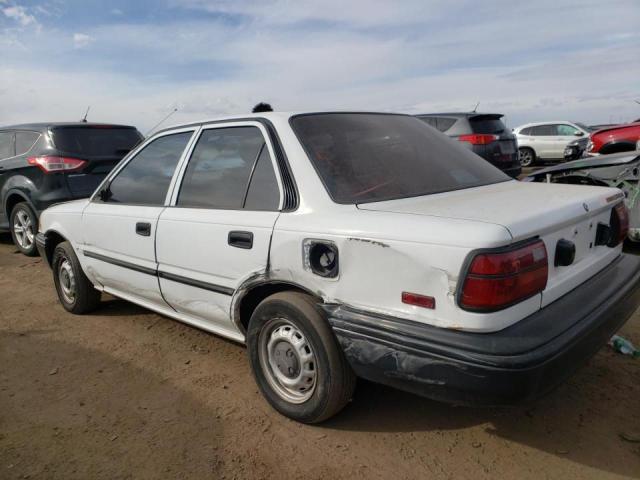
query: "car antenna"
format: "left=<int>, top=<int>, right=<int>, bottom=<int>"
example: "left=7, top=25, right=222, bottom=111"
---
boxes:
left=81, top=106, right=90, bottom=123
left=145, top=107, right=178, bottom=137
left=472, top=101, right=480, bottom=113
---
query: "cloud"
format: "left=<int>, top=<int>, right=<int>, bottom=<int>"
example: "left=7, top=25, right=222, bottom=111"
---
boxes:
left=73, top=32, right=94, bottom=49
left=111, top=8, right=123, bottom=16
left=2, top=4, right=37, bottom=26
left=0, top=0, right=639, bottom=130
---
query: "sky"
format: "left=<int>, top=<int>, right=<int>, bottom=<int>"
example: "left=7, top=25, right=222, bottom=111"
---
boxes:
left=1, top=0, right=639, bottom=132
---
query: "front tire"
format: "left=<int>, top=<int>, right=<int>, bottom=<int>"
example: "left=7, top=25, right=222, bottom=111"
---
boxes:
left=519, top=147, right=536, bottom=167
left=10, top=202, right=38, bottom=256
left=52, top=241, right=101, bottom=314
left=247, top=292, right=356, bottom=423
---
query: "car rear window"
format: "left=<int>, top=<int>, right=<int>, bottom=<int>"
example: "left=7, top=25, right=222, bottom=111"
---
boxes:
left=291, top=113, right=509, bottom=204
left=470, top=116, right=506, bottom=134
left=51, top=127, right=142, bottom=157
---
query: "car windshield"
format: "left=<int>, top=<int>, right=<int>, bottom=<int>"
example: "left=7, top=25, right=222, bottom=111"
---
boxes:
left=291, top=113, right=510, bottom=204
left=52, top=126, right=142, bottom=157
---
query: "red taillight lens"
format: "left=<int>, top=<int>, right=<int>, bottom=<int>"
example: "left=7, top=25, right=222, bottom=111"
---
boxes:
left=609, top=202, right=629, bottom=246
left=460, top=240, right=548, bottom=312
left=458, top=134, right=499, bottom=145
left=27, top=156, right=87, bottom=173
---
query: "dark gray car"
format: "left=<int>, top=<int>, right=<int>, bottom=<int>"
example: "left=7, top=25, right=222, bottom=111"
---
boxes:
left=0, top=123, right=143, bottom=255
left=416, top=112, right=521, bottom=178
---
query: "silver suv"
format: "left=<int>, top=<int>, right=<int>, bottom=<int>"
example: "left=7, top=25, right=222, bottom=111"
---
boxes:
left=513, top=121, right=591, bottom=167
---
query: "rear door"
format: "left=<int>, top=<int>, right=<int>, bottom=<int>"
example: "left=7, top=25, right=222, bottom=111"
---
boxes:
left=81, top=128, right=196, bottom=307
left=155, top=122, right=283, bottom=337
left=530, top=125, right=556, bottom=158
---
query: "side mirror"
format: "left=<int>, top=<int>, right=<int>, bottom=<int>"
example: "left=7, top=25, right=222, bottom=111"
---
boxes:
left=575, top=131, right=584, bottom=137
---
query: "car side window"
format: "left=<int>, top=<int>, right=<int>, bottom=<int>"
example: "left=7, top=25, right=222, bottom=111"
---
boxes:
left=520, top=127, right=532, bottom=136
left=557, top=124, right=579, bottom=136
left=436, top=117, right=456, bottom=132
left=15, top=131, right=40, bottom=156
left=102, top=131, right=192, bottom=205
left=531, top=125, right=554, bottom=136
left=0, top=131, right=15, bottom=159
left=177, top=126, right=280, bottom=210
left=244, top=146, right=280, bottom=210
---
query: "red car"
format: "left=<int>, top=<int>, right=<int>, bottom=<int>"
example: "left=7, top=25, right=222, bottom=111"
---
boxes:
left=587, top=122, right=640, bottom=155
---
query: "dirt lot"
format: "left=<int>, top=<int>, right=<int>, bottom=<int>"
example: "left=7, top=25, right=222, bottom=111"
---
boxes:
left=1, top=233, right=639, bottom=480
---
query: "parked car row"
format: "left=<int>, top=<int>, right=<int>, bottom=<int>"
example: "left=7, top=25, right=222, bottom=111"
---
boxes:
left=0, top=123, right=143, bottom=255
left=24, top=110, right=640, bottom=423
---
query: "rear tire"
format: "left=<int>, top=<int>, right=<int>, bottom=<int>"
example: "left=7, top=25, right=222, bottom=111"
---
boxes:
left=10, top=202, right=38, bottom=256
left=247, top=291, right=356, bottom=423
left=52, top=241, right=101, bottom=314
left=519, top=147, right=536, bottom=167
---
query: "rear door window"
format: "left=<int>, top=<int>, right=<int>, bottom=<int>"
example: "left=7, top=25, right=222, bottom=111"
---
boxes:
left=102, top=131, right=192, bottom=205
left=15, top=131, right=40, bottom=156
left=0, top=131, right=15, bottom=159
left=177, top=126, right=279, bottom=210
left=52, top=127, right=142, bottom=157
left=531, top=125, right=555, bottom=136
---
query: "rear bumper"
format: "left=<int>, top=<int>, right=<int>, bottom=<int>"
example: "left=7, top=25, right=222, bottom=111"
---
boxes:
left=326, top=254, right=640, bottom=406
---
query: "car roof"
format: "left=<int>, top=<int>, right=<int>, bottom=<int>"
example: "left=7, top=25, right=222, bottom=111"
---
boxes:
left=0, top=122, right=139, bottom=132
left=514, top=121, right=580, bottom=129
left=155, top=111, right=415, bottom=135
left=416, top=112, right=503, bottom=118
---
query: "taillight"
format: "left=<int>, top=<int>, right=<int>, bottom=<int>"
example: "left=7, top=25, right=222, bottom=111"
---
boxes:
left=458, top=134, right=499, bottom=145
left=459, top=239, right=548, bottom=312
left=609, top=202, right=629, bottom=246
left=27, top=156, right=87, bottom=173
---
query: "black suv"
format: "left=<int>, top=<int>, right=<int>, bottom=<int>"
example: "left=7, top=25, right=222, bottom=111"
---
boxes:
left=416, top=113, right=521, bottom=178
left=0, top=123, right=143, bottom=255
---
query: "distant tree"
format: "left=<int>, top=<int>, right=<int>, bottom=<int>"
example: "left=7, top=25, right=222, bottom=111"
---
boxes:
left=252, top=102, right=273, bottom=113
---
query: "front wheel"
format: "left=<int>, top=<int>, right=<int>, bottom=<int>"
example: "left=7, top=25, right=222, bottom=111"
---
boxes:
left=247, top=292, right=356, bottom=423
left=519, top=147, right=536, bottom=167
left=10, top=202, right=38, bottom=256
left=52, top=241, right=101, bottom=314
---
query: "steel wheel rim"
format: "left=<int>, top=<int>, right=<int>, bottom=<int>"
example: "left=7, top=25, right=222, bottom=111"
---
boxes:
left=13, top=209, right=34, bottom=249
left=58, top=258, right=77, bottom=304
left=519, top=149, right=533, bottom=167
left=258, top=318, right=317, bottom=404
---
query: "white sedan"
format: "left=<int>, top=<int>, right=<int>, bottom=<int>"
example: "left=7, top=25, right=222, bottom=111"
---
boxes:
left=36, top=111, right=640, bottom=423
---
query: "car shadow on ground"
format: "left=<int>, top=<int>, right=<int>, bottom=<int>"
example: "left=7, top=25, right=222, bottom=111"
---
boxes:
left=325, top=364, right=639, bottom=478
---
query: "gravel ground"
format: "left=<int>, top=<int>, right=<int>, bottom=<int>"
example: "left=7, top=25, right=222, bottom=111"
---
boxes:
left=0, top=232, right=639, bottom=479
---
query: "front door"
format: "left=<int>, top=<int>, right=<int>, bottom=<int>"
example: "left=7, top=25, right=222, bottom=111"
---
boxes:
left=155, top=122, right=283, bottom=338
left=81, top=128, right=196, bottom=307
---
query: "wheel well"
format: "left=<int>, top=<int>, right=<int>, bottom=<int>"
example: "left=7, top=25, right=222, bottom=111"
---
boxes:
left=5, top=193, right=28, bottom=219
left=237, top=282, right=321, bottom=332
left=43, top=230, right=67, bottom=266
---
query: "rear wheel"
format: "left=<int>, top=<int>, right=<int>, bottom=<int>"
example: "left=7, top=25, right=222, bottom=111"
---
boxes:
left=52, top=241, right=101, bottom=314
left=247, top=291, right=356, bottom=423
left=519, top=147, right=536, bottom=167
left=10, top=202, right=38, bottom=256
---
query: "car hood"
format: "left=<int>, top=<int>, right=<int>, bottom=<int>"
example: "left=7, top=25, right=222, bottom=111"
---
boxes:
left=357, top=180, right=621, bottom=241
left=524, top=152, right=640, bottom=179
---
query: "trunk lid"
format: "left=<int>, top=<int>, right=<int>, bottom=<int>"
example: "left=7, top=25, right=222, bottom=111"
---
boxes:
left=358, top=180, right=624, bottom=307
